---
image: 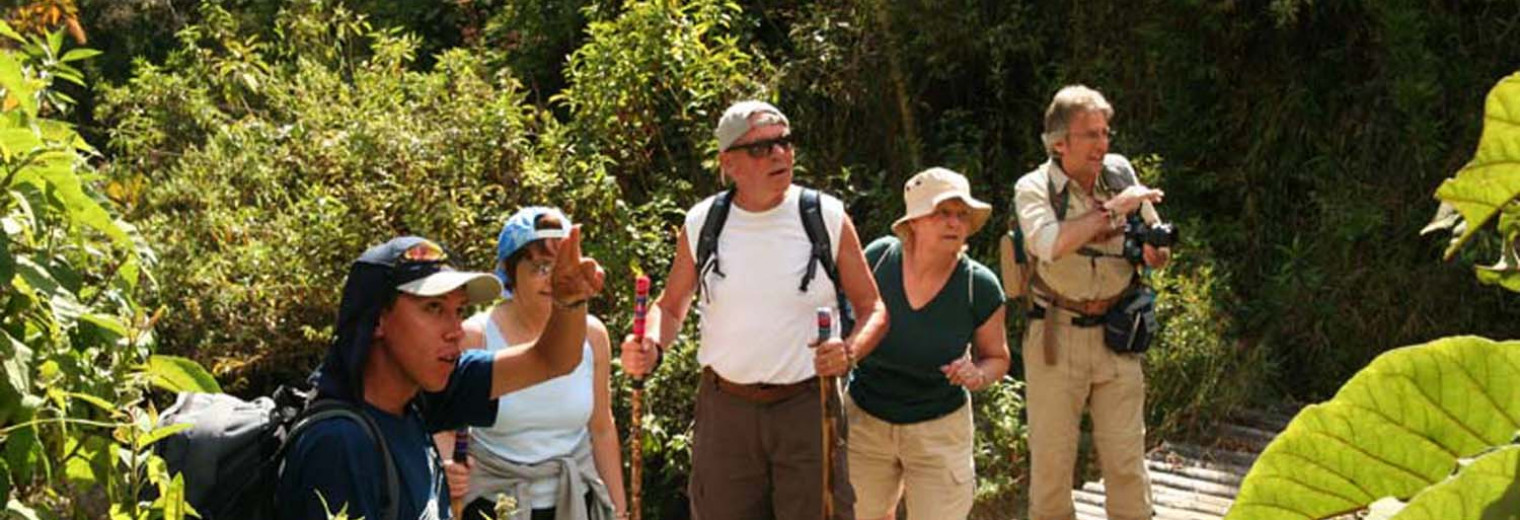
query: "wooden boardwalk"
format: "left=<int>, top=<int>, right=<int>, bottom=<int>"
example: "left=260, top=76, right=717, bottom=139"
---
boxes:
left=1073, top=409, right=1295, bottom=520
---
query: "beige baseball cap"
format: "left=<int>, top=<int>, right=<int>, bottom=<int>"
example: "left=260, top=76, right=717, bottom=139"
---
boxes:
left=715, top=100, right=789, bottom=152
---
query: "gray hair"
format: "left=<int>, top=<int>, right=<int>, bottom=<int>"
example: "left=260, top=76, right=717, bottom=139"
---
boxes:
left=1040, top=85, right=1113, bottom=157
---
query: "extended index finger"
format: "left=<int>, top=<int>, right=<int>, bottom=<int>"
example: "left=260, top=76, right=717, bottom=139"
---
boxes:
left=555, top=225, right=584, bottom=269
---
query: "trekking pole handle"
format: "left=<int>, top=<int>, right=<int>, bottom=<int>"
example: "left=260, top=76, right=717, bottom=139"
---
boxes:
left=452, top=428, right=469, bottom=464
left=816, top=307, right=831, bottom=343
left=632, top=276, right=651, bottom=388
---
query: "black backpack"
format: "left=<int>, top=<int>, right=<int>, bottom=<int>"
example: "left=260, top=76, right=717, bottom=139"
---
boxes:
left=154, top=386, right=400, bottom=520
left=696, top=187, right=855, bottom=335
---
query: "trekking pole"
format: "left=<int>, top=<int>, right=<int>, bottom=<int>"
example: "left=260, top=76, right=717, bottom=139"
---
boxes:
left=451, top=427, right=469, bottom=519
left=815, top=307, right=834, bottom=520
left=629, top=275, right=651, bottom=520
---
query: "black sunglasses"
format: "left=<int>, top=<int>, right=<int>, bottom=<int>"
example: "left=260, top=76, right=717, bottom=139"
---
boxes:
left=727, top=134, right=795, bottom=158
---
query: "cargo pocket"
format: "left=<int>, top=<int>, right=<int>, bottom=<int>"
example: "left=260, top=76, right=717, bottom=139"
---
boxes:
left=951, top=463, right=974, bottom=485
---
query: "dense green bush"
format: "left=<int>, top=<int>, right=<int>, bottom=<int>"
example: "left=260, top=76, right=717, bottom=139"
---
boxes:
left=0, top=23, right=194, bottom=519
left=97, top=2, right=613, bottom=391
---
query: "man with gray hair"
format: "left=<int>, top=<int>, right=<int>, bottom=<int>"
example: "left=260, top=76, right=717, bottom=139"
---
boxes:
left=1013, top=85, right=1169, bottom=520
left=621, top=100, right=888, bottom=519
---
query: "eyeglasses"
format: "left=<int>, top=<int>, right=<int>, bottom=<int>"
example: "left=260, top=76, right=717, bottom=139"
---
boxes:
left=525, top=259, right=553, bottom=278
left=727, top=135, right=795, bottom=158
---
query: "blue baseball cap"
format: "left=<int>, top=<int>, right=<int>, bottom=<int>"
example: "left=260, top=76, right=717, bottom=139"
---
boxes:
left=495, top=207, right=571, bottom=299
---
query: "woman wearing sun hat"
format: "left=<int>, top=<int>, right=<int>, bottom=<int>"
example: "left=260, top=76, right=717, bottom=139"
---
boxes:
left=433, top=207, right=626, bottom=520
left=845, top=167, right=1011, bottom=520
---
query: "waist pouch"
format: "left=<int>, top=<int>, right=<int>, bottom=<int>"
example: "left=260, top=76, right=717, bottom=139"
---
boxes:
left=1104, top=286, right=1157, bottom=354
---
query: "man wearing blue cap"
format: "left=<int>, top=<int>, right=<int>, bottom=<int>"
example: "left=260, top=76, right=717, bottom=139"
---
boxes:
left=278, top=230, right=604, bottom=520
left=621, top=100, right=888, bottom=520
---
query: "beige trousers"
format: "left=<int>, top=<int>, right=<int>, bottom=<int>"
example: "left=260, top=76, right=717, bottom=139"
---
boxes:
left=1024, top=310, right=1152, bottom=520
left=844, top=394, right=974, bottom=519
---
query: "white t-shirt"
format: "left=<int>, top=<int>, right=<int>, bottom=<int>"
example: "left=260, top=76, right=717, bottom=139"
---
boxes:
left=682, top=184, right=846, bottom=384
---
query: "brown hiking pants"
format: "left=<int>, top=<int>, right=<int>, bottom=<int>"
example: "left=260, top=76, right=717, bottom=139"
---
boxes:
left=689, top=368, right=854, bottom=520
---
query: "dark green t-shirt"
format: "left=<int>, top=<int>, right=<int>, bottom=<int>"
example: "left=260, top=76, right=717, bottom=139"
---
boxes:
left=849, top=236, right=1005, bottom=424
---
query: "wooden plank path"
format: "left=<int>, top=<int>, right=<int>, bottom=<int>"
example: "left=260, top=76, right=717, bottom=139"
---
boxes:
left=1073, top=408, right=1296, bottom=520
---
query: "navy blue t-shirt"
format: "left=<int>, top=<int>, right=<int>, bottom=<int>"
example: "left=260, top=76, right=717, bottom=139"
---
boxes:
left=278, top=349, right=498, bottom=520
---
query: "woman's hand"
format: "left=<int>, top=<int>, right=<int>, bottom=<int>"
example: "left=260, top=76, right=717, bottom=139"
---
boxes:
left=941, top=354, right=988, bottom=390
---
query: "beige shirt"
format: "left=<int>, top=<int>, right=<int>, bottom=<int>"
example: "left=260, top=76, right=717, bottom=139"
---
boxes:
left=1013, top=154, right=1160, bottom=301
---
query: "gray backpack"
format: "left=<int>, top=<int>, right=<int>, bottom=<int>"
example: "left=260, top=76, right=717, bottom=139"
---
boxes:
left=154, top=386, right=400, bottom=520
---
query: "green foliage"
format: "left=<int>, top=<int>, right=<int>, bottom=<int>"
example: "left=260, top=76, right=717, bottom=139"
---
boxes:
left=1226, top=336, right=1520, bottom=519
left=0, top=20, right=190, bottom=519
left=144, top=355, right=220, bottom=394
left=1381, top=445, right=1520, bottom=520
left=96, top=1, right=623, bottom=390
left=1426, top=73, right=1520, bottom=290
left=557, top=0, right=768, bottom=202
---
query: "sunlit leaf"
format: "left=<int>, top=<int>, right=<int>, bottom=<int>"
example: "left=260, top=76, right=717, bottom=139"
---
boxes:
left=144, top=355, right=221, bottom=394
left=0, top=330, right=32, bottom=424
left=0, top=53, right=35, bottom=118
left=30, top=153, right=134, bottom=250
left=58, top=48, right=99, bottom=63
left=157, top=472, right=194, bottom=520
left=62, top=390, right=114, bottom=412
left=0, top=21, right=24, bottom=44
left=1390, top=446, right=1520, bottom=519
left=1226, top=336, right=1520, bottom=519
left=1433, top=72, right=1520, bottom=259
left=135, top=422, right=192, bottom=450
left=79, top=312, right=128, bottom=339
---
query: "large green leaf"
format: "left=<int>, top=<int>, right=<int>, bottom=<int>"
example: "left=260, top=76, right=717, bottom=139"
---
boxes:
left=1226, top=336, right=1520, bottom=519
left=144, top=355, right=221, bottom=394
left=0, top=330, right=31, bottom=425
left=1433, top=73, right=1520, bottom=260
left=1384, top=445, right=1520, bottom=519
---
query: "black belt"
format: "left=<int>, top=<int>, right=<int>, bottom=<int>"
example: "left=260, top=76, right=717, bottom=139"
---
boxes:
left=1027, top=304, right=1105, bottom=327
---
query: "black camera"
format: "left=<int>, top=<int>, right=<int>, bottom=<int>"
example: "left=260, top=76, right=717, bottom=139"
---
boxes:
left=1122, top=214, right=1178, bottom=265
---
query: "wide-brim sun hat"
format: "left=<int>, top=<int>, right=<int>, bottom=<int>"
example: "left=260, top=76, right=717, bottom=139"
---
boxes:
left=890, top=167, right=993, bottom=238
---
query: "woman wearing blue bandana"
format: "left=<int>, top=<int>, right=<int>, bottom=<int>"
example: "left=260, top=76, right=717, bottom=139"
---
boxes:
left=434, top=207, right=626, bottom=520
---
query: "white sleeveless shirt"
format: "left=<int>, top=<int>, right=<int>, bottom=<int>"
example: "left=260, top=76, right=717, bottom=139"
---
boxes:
left=465, top=312, right=594, bottom=509
left=682, top=185, right=846, bottom=384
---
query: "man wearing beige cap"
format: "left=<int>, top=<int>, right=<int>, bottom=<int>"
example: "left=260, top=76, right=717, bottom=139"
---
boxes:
left=621, top=100, right=887, bottom=520
left=1013, top=85, right=1169, bottom=520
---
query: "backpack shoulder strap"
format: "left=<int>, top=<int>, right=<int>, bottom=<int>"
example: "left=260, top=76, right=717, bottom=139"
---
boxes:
left=695, top=189, right=735, bottom=301
left=799, top=188, right=840, bottom=293
left=289, top=400, right=400, bottom=520
left=1046, top=173, right=1069, bottom=222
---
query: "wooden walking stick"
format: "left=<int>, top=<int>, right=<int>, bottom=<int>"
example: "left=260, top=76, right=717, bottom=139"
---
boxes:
left=815, top=307, right=835, bottom=520
left=451, top=427, right=469, bottom=519
left=628, top=275, right=651, bottom=520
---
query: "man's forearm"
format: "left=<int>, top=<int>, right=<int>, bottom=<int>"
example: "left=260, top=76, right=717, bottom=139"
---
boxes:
left=539, top=305, right=588, bottom=374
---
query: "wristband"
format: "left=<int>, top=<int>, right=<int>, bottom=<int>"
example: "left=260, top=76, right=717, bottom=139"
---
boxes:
left=552, top=297, right=589, bottom=310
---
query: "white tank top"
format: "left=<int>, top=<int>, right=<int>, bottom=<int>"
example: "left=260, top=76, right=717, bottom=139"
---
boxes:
left=683, top=185, right=845, bottom=384
left=465, top=312, right=594, bottom=509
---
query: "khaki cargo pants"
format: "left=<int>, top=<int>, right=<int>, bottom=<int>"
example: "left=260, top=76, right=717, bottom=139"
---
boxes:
left=1024, top=308, right=1152, bottom=520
